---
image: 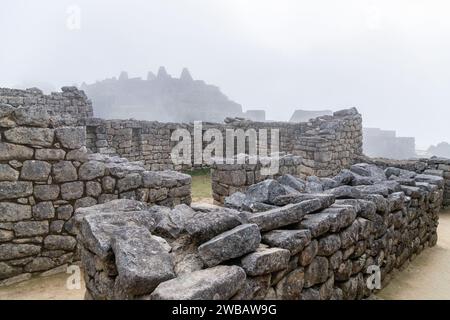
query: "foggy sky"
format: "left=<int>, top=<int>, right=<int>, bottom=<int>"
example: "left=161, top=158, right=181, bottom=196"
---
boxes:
left=1, top=0, right=450, bottom=149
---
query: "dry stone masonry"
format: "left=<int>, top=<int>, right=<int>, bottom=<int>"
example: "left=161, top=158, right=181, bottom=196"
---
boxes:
left=0, top=88, right=191, bottom=284
left=77, top=163, right=443, bottom=300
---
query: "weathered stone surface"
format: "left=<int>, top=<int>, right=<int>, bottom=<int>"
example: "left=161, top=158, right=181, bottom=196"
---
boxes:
left=79, top=161, right=106, bottom=180
left=299, top=240, right=319, bottom=266
left=0, top=143, right=34, bottom=161
left=52, top=161, right=78, bottom=182
left=224, top=192, right=246, bottom=209
left=0, top=203, right=32, bottom=222
left=232, top=274, right=271, bottom=300
left=245, top=179, right=287, bottom=204
left=185, top=208, right=247, bottom=242
left=86, top=181, right=102, bottom=198
left=74, top=197, right=97, bottom=210
left=303, top=256, right=329, bottom=287
left=321, top=205, right=357, bottom=232
left=262, top=229, right=311, bottom=255
left=55, top=126, right=85, bottom=149
left=273, top=193, right=335, bottom=208
left=24, top=257, right=55, bottom=272
left=60, top=182, right=84, bottom=200
left=13, top=221, right=49, bottom=237
left=277, top=174, right=306, bottom=192
left=324, top=186, right=362, bottom=199
left=33, top=184, right=60, bottom=201
left=111, top=226, right=175, bottom=297
left=241, top=247, right=290, bottom=276
left=354, top=184, right=389, bottom=197
left=0, top=164, right=19, bottom=181
left=0, top=230, right=14, bottom=242
left=298, top=213, right=331, bottom=237
left=248, top=200, right=321, bottom=232
left=56, top=204, right=73, bottom=220
left=275, top=268, right=304, bottom=299
left=32, top=201, right=55, bottom=219
left=0, top=243, right=41, bottom=260
left=35, top=149, right=66, bottom=161
left=149, top=265, right=246, bottom=300
left=198, top=224, right=261, bottom=267
left=0, top=181, right=33, bottom=200
left=317, top=234, right=341, bottom=256
left=0, top=262, right=21, bottom=280
left=152, top=204, right=196, bottom=238
left=21, top=160, right=52, bottom=182
left=4, top=127, right=54, bottom=147
left=44, top=235, right=77, bottom=251
left=117, top=173, right=142, bottom=192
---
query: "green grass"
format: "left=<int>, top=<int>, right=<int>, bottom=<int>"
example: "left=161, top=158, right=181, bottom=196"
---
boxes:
left=185, top=168, right=212, bottom=201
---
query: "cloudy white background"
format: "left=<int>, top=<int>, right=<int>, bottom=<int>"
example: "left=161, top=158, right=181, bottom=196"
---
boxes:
left=1, top=0, right=449, bottom=149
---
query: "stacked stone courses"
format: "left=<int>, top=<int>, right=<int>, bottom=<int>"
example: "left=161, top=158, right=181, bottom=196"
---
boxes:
left=77, top=163, right=443, bottom=300
left=0, top=88, right=191, bottom=284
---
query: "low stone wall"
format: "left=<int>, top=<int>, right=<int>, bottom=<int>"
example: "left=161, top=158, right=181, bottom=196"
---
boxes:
left=362, top=156, right=450, bottom=207
left=0, top=100, right=191, bottom=284
left=77, top=163, right=443, bottom=300
left=210, top=154, right=304, bottom=204
left=82, top=108, right=363, bottom=175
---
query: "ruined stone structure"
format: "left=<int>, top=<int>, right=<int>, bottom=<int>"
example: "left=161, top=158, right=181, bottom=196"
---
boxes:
left=363, top=128, right=416, bottom=160
left=77, top=163, right=443, bottom=300
left=82, top=108, right=364, bottom=176
left=0, top=88, right=191, bottom=284
left=81, top=68, right=244, bottom=123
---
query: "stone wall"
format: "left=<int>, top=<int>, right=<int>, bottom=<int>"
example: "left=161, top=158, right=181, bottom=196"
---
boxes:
left=361, top=157, right=450, bottom=207
left=210, top=154, right=304, bottom=204
left=0, top=87, right=93, bottom=122
left=82, top=107, right=363, bottom=175
left=0, top=90, right=192, bottom=285
left=77, top=163, right=443, bottom=300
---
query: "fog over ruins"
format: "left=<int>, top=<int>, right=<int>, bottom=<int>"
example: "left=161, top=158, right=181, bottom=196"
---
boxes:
left=1, top=0, right=450, bottom=303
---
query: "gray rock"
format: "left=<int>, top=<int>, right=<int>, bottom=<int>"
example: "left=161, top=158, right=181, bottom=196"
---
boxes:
left=320, top=205, right=357, bottom=232
left=35, top=149, right=66, bottom=161
left=4, top=127, right=54, bottom=147
left=0, top=243, right=41, bottom=260
left=232, top=274, right=271, bottom=300
left=248, top=200, right=322, bottom=232
left=354, top=184, right=389, bottom=197
left=241, top=201, right=277, bottom=213
left=340, top=220, right=360, bottom=249
left=79, top=161, right=106, bottom=180
left=0, top=262, right=21, bottom=280
left=0, top=164, right=19, bottom=181
left=0, top=181, right=33, bottom=200
left=224, top=192, right=246, bottom=209
left=245, top=179, right=287, bottom=204
left=298, top=213, right=331, bottom=237
left=24, top=257, right=55, bottom=272
left=102, top=176, right=116, bottom=193
left=32, top=201, right=55, bottom=219
left=13, top=221, right=49, bottom=237
left=262, top=229, right=311, bottom=255
left=299, top=240, right=318, bottom=266
left=241, top=247, right=290, bottom=276
left=0, top=203, right=32, bottom=222
left=86, top=181, right=102, bottom=197
left=52, top=161, right=78, bottom=182
left=66, top=147, right=89, bottom=162
left=20, top=160, right=51, bottom=181
left=153, top=204, right=196, bottom=238
left=303, top=256, right=329, bottom=287
left=12, top=106, right=51, bottom=127
left=149, top=265, right=246, bottom=300
left=111, top=226, right=176, bottom=297
left=117, top=173, right=142, bottom=192
left=0, top=230, right=14, bottom=242
left=324, top=186, right=362, bottom=199
left=415, top=174, right=444, bottom=187
left=185, top=208, right=247, bottom=242
left=277, top=174, right=306, bottom=192
left=44, top=235, right=77, bottom=251
left=273, top=193, right=335, bottom=208
left=74, top=197, right=97, bottom=210
left=56, top=204, right=73, bottom=220
left=55, top=126, right=85, bottom=149
left=60, top=182, right=84, bottom=200
left=317, top=234, right=341, bottom=256
left=275, top=268, right=305, bottom=299
left=34, top=184, right=60, bottom=201
left=198, top=224, right=261, bottom=267
left=0, top=143, right=34, bottom=161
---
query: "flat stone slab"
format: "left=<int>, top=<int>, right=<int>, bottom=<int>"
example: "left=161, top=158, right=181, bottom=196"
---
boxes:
left=149, top=265, right=246, bottom=300
left=185, top=208, right=247, bottom=242
left=248, top=199, right=322, bottom=232
left=111, top=226, right=176, bottom=297
left=261, top=229, right=311, bottom=255
left=298, top=213, right=332, bottom=238
left=272, top=193, right=335, bottom=208
left=198, top=224, right=261, bottom=267
left=240, top=247, right=290, bottom=276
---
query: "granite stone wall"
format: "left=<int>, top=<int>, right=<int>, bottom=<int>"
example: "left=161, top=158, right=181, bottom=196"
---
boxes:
left=0, top=89, right=191, bottom=285
left=77, top=163, right=443, bottom=300
left=81, top=108, right=363, bottom=175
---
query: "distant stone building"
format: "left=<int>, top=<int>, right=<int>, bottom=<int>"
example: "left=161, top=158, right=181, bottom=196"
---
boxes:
left=81, top=67, right=243, bottom=123
left=289, top=109, right=332, bottom=122
left=363, top=127, right=416, bottom=159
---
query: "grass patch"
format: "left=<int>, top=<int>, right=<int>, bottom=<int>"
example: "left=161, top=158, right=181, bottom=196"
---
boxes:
left=185, top=168, right=212, bottom=201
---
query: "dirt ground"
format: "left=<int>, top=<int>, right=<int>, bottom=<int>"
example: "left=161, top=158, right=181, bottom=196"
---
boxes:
left=1, top=210, right=449, bottom=300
